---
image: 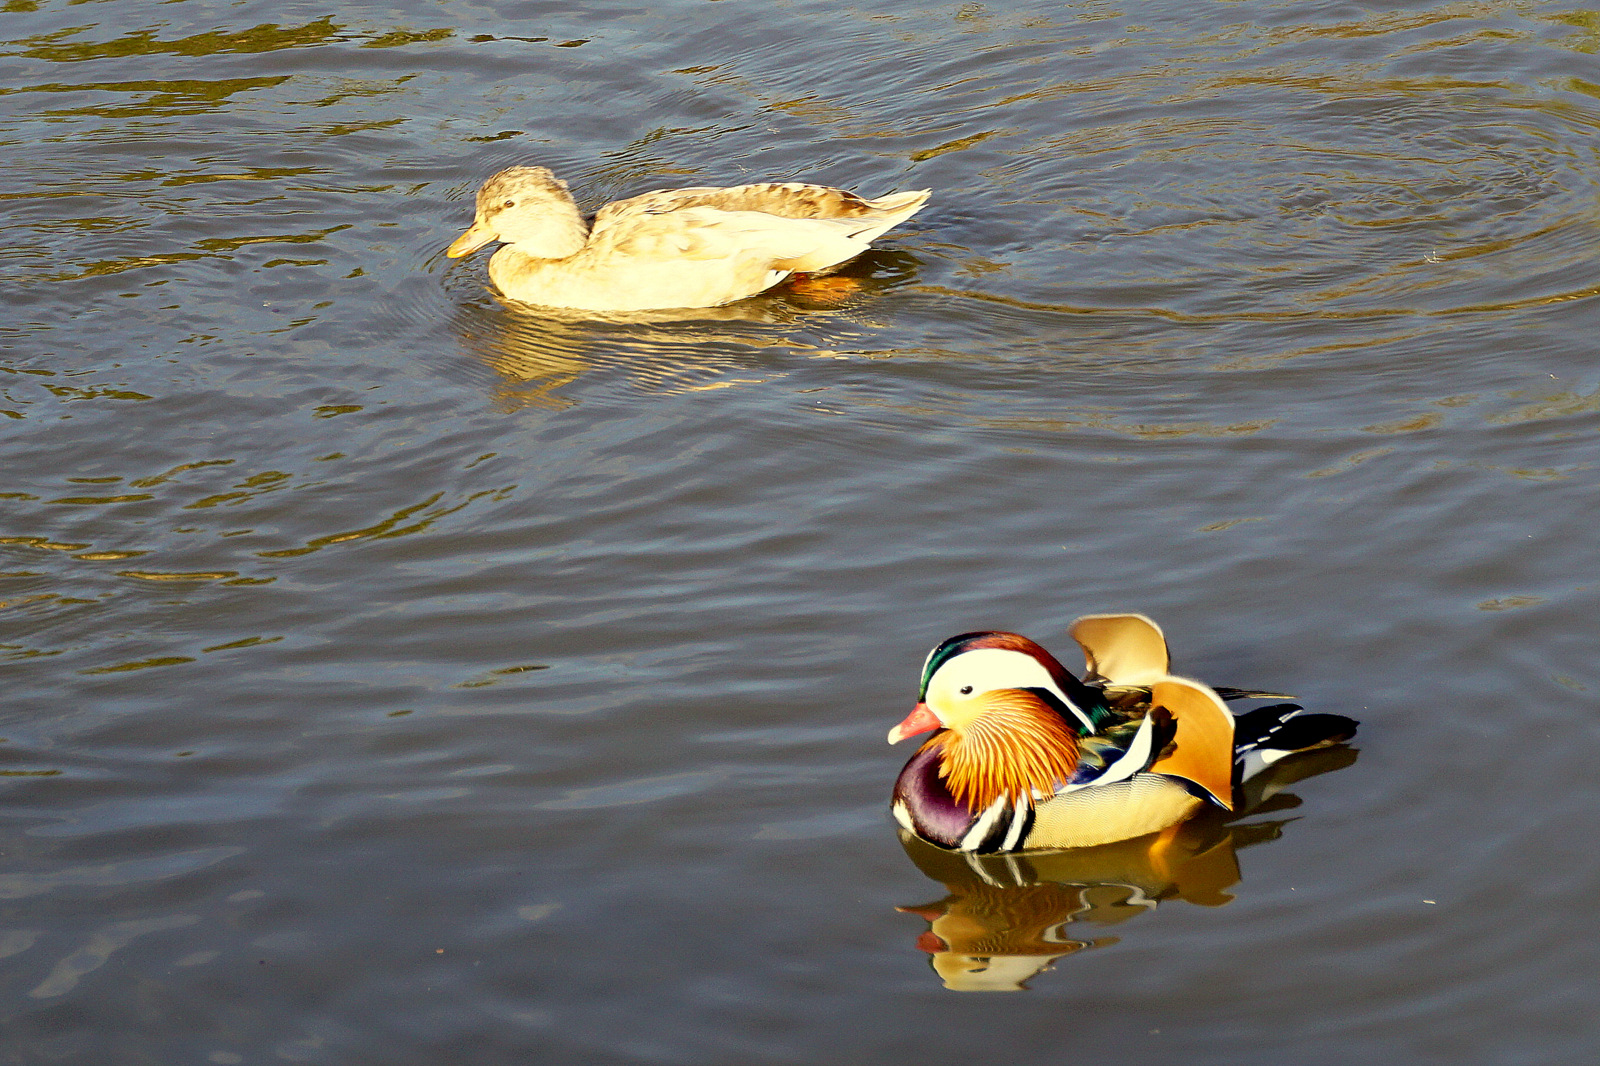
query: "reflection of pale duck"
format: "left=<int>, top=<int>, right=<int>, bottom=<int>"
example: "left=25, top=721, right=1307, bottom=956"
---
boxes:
left=896, top=744, right=1359, bottom=991
left=445, top=166, right=930, bottom=311
left=889, top=614, right=1358, bottom=852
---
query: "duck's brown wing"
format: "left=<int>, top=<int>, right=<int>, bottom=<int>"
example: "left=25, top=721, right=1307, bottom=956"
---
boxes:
left=595, top=182, right=891, bottom=227
left=584, top=182, right=928, bottom=279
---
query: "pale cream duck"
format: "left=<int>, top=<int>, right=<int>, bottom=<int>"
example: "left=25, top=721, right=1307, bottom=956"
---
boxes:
left=445, top=166, right=931, bottom=311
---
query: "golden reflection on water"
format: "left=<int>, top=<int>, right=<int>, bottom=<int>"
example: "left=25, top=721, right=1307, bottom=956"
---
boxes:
left=895, top=746, right=1358, bottom=992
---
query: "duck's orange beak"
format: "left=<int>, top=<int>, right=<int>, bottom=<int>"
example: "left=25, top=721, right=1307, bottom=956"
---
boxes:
left=446, top=219, right=498, bottom=259
left=888, top=703, right=941, bottom=744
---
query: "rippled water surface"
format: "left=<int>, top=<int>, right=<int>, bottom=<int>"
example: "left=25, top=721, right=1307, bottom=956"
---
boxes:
left=5, top=1, right=1600, bottom=1062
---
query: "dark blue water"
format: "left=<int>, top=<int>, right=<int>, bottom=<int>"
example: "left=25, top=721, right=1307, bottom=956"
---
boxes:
left=4, top=1, right=1599, bottom=1063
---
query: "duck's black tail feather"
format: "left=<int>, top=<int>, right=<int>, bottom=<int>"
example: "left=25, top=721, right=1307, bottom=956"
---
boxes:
left=1232, top=703, right=1358, bottom=781
left=1214, top=686, right=1295, bottom=701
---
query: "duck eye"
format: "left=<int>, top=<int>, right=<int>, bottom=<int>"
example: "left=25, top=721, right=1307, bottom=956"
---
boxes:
left=502, top=199, right=515, bottom=208
left=959, top=685, right=973, bottom=695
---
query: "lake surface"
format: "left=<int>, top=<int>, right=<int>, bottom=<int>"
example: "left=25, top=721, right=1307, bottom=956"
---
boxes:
left=4, top=0, right=1599, bottom=1062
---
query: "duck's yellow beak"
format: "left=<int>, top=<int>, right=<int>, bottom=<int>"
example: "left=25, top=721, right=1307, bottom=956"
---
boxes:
left=889, top=703, right=941, bottom=744
left=446, top=219, right=498, bottom=259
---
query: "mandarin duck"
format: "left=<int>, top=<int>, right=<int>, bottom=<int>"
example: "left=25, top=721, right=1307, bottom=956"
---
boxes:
left=445, top=166, right=930, bottom=311
left=889, top=614, right=1357, bottom=853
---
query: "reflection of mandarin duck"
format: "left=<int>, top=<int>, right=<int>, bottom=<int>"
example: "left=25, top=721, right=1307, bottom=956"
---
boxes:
left=900, top=880, right=1114, bottom=992
left=446, top=166, right=930, bottom=311
left=894, top=770, right=1348, bottom=991
left=889, top=614, right=1357, bottom=852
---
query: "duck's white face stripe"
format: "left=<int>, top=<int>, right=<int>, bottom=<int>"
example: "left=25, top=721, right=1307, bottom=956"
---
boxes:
left=926, top=648, right=1094, bottom=729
